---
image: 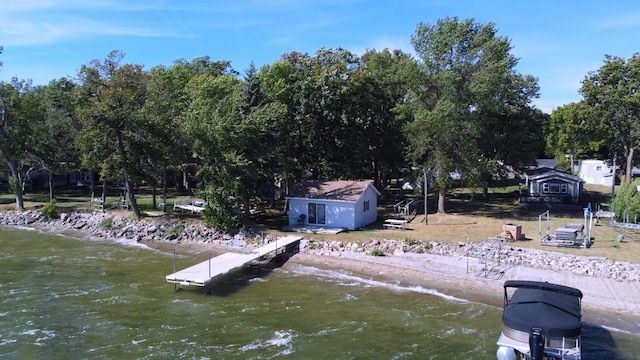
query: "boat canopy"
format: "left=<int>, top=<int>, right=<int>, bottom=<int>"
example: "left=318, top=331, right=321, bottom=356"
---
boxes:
left=503, top=280, right=582, bottom=339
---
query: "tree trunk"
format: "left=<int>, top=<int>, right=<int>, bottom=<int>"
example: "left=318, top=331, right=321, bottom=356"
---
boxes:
left=89, top=171, right=95, bottom=200
left=437, top=186, right=447, bottom=214
left=625, top=147, right=634, bottom=183
left=115, top=129, right=141, bottom=218
left=48, top=171, right=54, bottom=202
left=6, top=159, right=23, bottom=210
left=101, top=181, right=107, bottom=212
left=162, top=162, right=168, bottom=211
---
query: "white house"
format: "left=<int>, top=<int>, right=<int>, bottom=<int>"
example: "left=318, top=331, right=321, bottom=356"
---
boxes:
left=286, top=180, right=380, bottom=231
left=577, top=159, right=615, bottom=186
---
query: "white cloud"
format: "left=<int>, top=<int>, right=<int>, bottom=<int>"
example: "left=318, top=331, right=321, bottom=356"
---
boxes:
left=0, top=0, right=189, bottom=47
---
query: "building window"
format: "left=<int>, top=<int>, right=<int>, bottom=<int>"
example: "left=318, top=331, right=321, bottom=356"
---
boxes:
left=308, top=203, right=326, bottom=225
left=363, top=200, right=370, bottom=212
left=542, top=182, right=568, bottom=194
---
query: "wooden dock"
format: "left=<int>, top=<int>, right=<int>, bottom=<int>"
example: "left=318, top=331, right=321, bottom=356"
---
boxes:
left=165, top=235, right=303, bottom=287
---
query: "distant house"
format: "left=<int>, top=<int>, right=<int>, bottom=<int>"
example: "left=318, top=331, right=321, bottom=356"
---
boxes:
left=286, top=180, right=380, bottom=231
left=577, top=159, right=615, bottom=186
left=520, top=167, right=585, bottom=210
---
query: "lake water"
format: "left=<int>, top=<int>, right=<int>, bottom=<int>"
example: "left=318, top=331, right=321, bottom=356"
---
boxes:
left=1, top=226, right=639, bottom=359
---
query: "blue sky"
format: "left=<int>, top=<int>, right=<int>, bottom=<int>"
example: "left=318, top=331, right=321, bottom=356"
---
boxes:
left=1, top=0, right=639, bottom=113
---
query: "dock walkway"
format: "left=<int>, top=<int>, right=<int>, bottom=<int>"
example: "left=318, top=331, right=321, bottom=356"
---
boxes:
left=166, top=235, right=303, bottom=287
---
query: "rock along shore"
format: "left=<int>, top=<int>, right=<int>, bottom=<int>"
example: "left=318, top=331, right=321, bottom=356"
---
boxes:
left=2, top=209, right=639, bottom=282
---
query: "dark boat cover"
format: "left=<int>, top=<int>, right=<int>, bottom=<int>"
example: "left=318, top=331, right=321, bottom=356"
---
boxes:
left=503, top=280, right=582, bottom=338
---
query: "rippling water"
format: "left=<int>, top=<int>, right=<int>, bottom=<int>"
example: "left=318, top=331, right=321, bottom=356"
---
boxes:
left=1, top=226, right=638, bottom=359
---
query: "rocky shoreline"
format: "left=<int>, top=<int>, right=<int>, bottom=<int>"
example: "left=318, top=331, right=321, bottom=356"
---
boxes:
left=2, top=209, right=639, bottom=282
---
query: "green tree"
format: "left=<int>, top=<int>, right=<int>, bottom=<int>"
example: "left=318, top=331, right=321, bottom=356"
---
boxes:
left=580, top=54, right=640, bottom=183
left=77, top=50, right=148, bottom=218
left=407, top=17, right=539, bottom=212
left=545, top=102, right=613, bottom=173
left=144, top=63, right=194, bottom=207
left=0, top=78, right=38, bottom=209
left=611, top=180, right=640, bottom=222
left=180, top=71, right=244, bottom=231
left=279, top=48, right=360, bottom=180
left=181, top=61, right=286, bottom=231
left=30, top=78, right=79, bottom=202
left=350, top=49, right=416, bottom=189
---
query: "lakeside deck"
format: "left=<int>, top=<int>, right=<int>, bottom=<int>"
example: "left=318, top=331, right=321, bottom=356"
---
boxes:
left=165, top=235, right=303, bottom=287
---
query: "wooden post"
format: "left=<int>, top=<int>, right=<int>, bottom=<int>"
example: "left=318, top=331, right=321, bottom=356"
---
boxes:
left=172, top=249, right=177, bottom=291
left=208, top=252, right=212, bottom=295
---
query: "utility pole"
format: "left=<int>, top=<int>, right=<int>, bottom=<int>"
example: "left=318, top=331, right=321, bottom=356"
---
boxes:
left=611, top=154, right=617, bottom=202
left=423, top=167, right=428, bottom=225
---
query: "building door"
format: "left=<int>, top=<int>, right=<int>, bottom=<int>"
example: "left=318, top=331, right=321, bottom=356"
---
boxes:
left=307, top=203, right=326, bottom=225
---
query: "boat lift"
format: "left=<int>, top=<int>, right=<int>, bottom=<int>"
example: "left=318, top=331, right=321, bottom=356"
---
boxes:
left=538, top=209, right=592, bottom=248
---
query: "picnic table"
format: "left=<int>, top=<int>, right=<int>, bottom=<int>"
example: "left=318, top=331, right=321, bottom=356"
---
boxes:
left=383, top=219, right=408, bottom=230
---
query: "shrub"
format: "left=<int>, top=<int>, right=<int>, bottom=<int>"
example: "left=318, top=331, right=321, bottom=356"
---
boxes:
left=42, top=200, right=59, bottom=220
left=164, top=222, right=184, bottom=238
left=100, top=218, right=114, bottom=230
left=370, top=248, right=385, bottom=256
left=424, top=242, right=431, bottom=251
left=404, top=236, right=418, bottom=246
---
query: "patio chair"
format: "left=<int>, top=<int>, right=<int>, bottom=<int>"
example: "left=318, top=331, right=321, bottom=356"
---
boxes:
left=296, top=214, right=306, bottom=225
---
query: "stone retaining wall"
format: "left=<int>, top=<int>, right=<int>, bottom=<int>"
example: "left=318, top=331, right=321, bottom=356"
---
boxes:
left=1, top=209, right=638, bottom=282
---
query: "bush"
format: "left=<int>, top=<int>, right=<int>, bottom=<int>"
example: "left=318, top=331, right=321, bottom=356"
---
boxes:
left=101, top=218, right=114, bottom=230
left=370, top=248, right=385, bottom=256
left=404, top=236, right=418, bottom=246
left=164, top=222, right=184, bottom=238
left=42, top=200, right=59, bottom=220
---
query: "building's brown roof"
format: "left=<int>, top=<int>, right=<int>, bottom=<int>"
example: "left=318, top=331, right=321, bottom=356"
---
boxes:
left=287, top=180, right=378, bottom=202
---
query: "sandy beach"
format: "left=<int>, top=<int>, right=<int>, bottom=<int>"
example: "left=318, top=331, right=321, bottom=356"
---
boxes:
left=146, top=236, right=640, bottom=333
left=279, top=248, right=640, bottom=332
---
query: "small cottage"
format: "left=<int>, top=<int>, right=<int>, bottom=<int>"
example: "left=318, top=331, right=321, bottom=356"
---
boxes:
left=577, top=159, right=615, bottom=186
left=286, top=180, right=380, bottom=231
left=520, top=167, right=584, bottom=210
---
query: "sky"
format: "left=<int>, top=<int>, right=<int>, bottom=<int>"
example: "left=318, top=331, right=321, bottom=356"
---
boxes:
left=1, top=0, right=639, bottom=113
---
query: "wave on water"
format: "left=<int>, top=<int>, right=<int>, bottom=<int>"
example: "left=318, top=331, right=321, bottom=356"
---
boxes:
left=286, top=264, right=468, bottom=303
left=240, top=330, right=294, bottom=357
left=11, top=225, right=38, bottom=232
left=584, top=321, right=638, bottom=336
left=84, top=235, right=153, bottom=250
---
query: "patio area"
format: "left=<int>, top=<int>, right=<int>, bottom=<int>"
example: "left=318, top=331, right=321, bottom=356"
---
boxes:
left=283, top=225, right=346, bottom=234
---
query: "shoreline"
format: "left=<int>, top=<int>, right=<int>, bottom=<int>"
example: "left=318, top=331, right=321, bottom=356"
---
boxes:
left=4, top=209, right=640, bottom=333
left=141, top=238, right=640, bottom=334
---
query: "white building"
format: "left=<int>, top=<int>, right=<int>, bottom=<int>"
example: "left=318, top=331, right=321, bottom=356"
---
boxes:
left=286, top=180, right=380, bottom=231
left=577, top=159, right=615, bottom=186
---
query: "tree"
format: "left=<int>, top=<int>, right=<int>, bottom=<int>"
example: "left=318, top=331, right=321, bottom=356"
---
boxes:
left=0, top=78, right=38, bottom=209
left=580, top=54, right=640, bottom=183
left=545, top=102, right=612, bottom=173
left=77, top=50, right=148, bottom=218
left=180, top=61, right=286, bottom=231
left=144, top=63, right=194, bottom=207
left=611, top=180, right=640, bottom=222
left=407, top=17, right=540, bottom=212
left=30, top=78, right=79, bottom=202
left=350, top=49, right=416, bottom=190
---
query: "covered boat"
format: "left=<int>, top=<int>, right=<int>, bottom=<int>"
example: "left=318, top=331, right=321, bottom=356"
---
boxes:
left=496, top=280, right=582, bottom=360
